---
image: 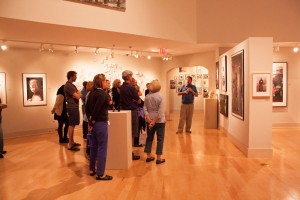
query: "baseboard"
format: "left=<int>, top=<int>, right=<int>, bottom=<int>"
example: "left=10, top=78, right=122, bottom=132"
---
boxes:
left=221, top=127, right=273, bottom=158
left=272, top=123, right=300, bottom=128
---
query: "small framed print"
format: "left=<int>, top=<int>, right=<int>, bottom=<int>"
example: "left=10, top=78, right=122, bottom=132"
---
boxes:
left=221, top=55, right=227, bottom=92
left=176, top=86, right=181, bottom=93
left=177, top=80, right=183, bottom=86
left=170, top=80, right=176, bottom=89
left=174, top=76, right=178, bottom=80
left=22, top=73, right=47, bottom=107
left=179, top=74, right=184, bottom=80
left=185, top=74, right=190, bottom=79
left=252, top=73, right=271, bottom=97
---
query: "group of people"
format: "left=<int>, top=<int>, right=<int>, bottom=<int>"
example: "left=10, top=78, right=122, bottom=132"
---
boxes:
left=50, top=70, right=198, bottom=181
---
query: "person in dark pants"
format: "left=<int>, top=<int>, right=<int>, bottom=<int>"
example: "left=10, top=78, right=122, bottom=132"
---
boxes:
left=86, top=73, right=113, bottom=181
left=143, top=80, right=166, bottom=164
left=81, top=81, right=88, bottom=139
left=119, top=70, right=141, bottom=160
left=51, top=85, right=69, bottom=143
left=0, top=98, right=7, bottom=159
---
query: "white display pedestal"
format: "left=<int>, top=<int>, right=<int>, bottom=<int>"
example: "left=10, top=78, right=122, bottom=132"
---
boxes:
left=204, top=99, right=218, bottom=129
left=106, top=110, right=132, bottom=170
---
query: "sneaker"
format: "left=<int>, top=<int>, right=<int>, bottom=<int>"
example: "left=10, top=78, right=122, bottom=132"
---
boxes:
left=176, top=131, right=183, bottom=134
left=0, top=154, right=3, bottom=158
left=132, top=154, right=140, bottom=160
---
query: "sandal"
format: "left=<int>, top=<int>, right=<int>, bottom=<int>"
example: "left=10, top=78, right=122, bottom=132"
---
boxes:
left=156, top=159, right=166, bottom=164
left=96, top=174, right=113, bottom=181
left=68, top=144, right=80, bottom=151
left=73, top=142, right=81, bottom=146
left=146, top=157, right=155, bottom=162
left=90, top=170, right=96, bottom=176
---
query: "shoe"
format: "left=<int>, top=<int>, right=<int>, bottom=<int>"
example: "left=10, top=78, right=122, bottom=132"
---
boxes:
left=59, top=139, right=68, bottom=144
left=156, top=159, right=166, bottom=164
left=96, top=174, right=113, bottom=181
left=176, top=131, right=183, bottom=134
left=0, top=154, right=3, bottom=158
left=146, top=157, right=155, bottom=162
left=73, top=142, right=81, bottom=146
left=2, top=150, right=7, bottom=154
left=63, top=138, right=69, bottom=142
left=68, top=144, right=80, bottom=151
left=186, top=131, right=192, bottom=133
left=132, top=154, right=140, bottom=160
left=134, top=144, right=143, bottom=147
left=83, top=135, right=87, bottom=139
left=90, top=170, right=96, bottom=176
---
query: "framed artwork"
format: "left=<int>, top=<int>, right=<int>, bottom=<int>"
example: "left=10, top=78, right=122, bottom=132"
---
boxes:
left=185, top=74, right=190, bottom=79
left=176, top=86, right=181, bottom=93
left=203, top=88, right=209, bottom=98
left=203, top=74, right=209, bottom=79
left=179, top=74, right=184, bottom=80
left=170, top=80, right=176, bottom=89
left=22, top=73, right=47, bottom=107
left=202, top=79, right=209, bottom=88
left=221, top=55, right=227, bottom=92
left=64, top=0, right=126, bottom=11
left=0, top=73, right=7, bottom=104
left=231, top=50, right=244, bottom=120
left=252, top=73, right=271, bottom=97
left=216, top=61, right=219, bottom=89
left=174, top=76, right=178, bottom=80
left=272, top=62, right=287, bottom=106
left=191, top=74, right=196, bottom=80
left=177, top=80, right=183, bottom=86
left=197, top=87, right=202, bottom=95
left=219, top=94, right=228, bottom=117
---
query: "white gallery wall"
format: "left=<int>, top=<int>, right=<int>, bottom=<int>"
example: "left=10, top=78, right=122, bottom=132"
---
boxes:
left=0, top=48, right=163, bottom=138
left=218, top=37, right=273, bottom=157
left=272, top=47, right=300, bottom=127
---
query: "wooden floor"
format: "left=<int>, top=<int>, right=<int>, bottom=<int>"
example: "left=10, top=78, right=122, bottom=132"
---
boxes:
left=1, top=112, right=300, bottom=200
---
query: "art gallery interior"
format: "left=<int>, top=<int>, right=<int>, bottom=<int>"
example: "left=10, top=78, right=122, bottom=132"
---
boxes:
left=0, top=1, right=300, bottom=199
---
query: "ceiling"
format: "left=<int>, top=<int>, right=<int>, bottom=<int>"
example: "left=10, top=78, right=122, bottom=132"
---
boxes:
left=0, top=17, right=235, bottom=57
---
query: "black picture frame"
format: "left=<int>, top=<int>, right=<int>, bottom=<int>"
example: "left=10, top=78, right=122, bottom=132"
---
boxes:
left=221, top=56, right=227, bottom=92
left=219, top=94, right=228, bottom=117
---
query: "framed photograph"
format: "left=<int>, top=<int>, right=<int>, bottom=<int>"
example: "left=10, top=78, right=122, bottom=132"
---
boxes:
left=191, top=74, right=196, bottom=80
left=216, top=61, right=219, bottom=89
left=203, top=74, right=209, bottom=79
left=170, top=80, right=176, bottom=89
left=174, top=76, right=178, bottom=80
left=197, top=74, right=202, bottom=79
left=177, top=80, right=183, bottom=86
left=197, top=87, right=202, bottom=95
left=219, top=94, right=228, bottom=117
left=22, top=73, right=47, bottom=107
left=221, top=55, right=227, bottom=92
left=252, top=73, right=271, bottom=97
left=272, top=62, right=287, bottom=106
left=176, top=86, right=181, bottom=93
left=179, top=74, right=184, bottom=80
left=231, top=50, right=244, bottom=120
left=185, top=74, right=190, bottom=79
left=0, top=73, right=7, bottom=104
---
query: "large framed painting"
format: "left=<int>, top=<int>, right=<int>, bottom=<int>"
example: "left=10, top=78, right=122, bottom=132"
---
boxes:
left=216, top=61, right=219, bottom=89
left=22, top=73, right=47, bottom=107
left=231, top=50, right=244, bottom=120
left=252, top=73, right=271, bottom=97
left=0, top=73, right=7, bottom=104
left=64, top=0, right=126, bottom=11
left=272, top=62, right=287, bottom=106
left=219, top=94, right=228, bottom=117
left=221, top=55, right=227, bottom=92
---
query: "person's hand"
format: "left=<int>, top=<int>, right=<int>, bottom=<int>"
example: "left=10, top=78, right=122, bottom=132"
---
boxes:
left=51, top=108, right=55, bottom=114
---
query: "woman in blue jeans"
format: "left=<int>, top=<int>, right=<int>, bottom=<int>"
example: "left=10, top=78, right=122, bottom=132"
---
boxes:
left=85, top=74, right=113, bottom=180
left=143, top=80, right=166, bottom=164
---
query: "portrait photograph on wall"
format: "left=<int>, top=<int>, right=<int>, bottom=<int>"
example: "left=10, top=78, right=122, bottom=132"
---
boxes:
left=22, top=73, right=47, bottom=107
left=0, top=72, right=7, bottom=105
left=252, top=73, right=271, bottom=97
left=272, top=62, right=287, bottom=106
left=64, top=0, right=126, bottom=11
left=219, top=94, right=228, bottom=117
left=216, top=61, right=219, bottom=89
left=221, top=55, right=227, bottom=92
left=231, top=50, right=244, bottom=120
left=170, top=80, right=176, bottom=89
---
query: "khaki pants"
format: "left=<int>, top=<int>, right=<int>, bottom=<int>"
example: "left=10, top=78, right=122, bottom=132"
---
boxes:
left=177, top=104, right=194, bottom=132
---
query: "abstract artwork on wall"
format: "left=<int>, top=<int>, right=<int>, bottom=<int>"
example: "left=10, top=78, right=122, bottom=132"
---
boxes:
left=272, top=62, right=287, bottom=106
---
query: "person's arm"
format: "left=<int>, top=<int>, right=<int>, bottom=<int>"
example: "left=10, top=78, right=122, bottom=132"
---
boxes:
left=190, top=86, right=198, bottom=97
left=51, top=94, right=64, bottom=114
left=72, top=91, right=82, bottom=100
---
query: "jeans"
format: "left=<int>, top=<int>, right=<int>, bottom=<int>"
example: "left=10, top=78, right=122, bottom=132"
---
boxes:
left=144, top=123, right=165, bottom=155
left=89, top=121, right=108, bottom=176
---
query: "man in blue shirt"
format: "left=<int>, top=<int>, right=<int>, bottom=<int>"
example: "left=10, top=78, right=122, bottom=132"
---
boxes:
left=176, top=76, right=198, bottom=134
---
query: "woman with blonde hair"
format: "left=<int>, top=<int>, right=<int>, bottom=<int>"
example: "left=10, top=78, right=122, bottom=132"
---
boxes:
left=85, top=74, right=113, bottom=180
left=143, top=80, right=166, bottom=164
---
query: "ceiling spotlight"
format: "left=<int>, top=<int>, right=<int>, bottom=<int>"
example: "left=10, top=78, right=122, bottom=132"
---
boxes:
left=48, top=44, right=54, bottom=53
left=273, top=45, right=280, bottom=52
left=147, top=55, right=151, bottom=60
left=293, top=46, right=299, bottom=53
left=39, top=43, right=45, bottom=52
left=1, top=41, right=7, bottom=51
left=75, top=46, right=79, bottom=54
